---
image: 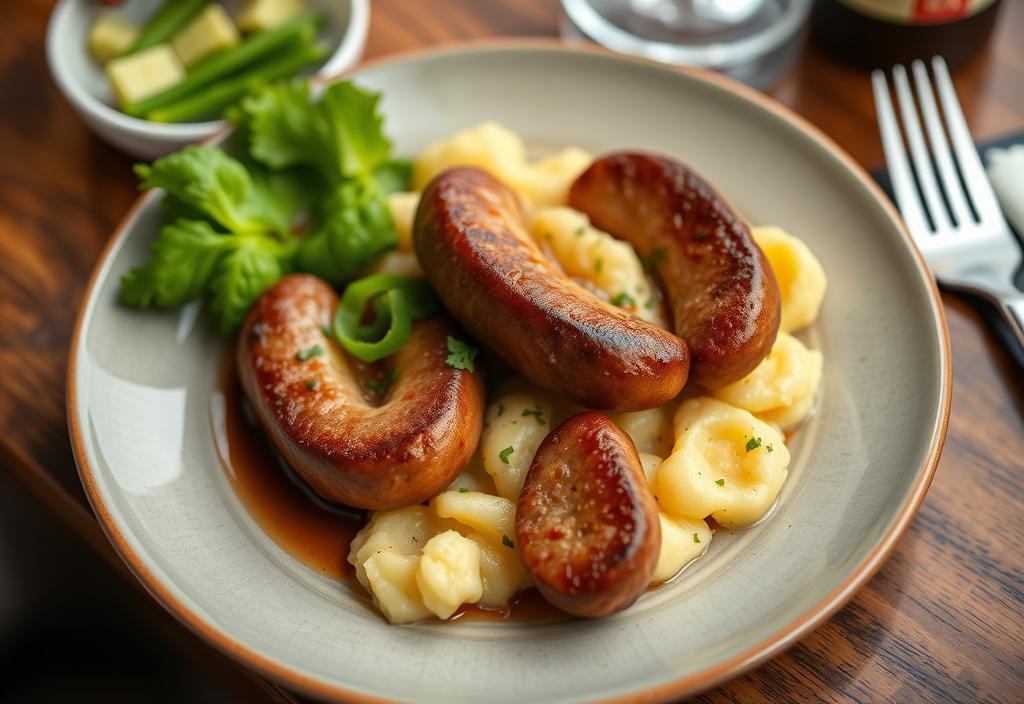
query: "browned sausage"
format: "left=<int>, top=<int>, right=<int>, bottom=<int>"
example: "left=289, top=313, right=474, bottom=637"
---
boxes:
left=238, top=274, right=485, bottom=510
left=516, top=412, right=660, bottom=617
left=570, top=153, right=780, bottom=389
left=413, top=167, right=689, bottom=411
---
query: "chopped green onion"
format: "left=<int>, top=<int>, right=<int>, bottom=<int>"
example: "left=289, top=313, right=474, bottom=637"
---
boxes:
left=522, top=405, right=544, bottom=424
left=499, top=446, right=514, bottom=464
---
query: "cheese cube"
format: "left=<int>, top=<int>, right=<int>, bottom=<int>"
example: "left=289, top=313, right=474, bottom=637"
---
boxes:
left=172, top=4, right=240, bottom=68
left=88, top=13, right=140, bottom=64
left=106, top=45, right=186, bottom=106
left=237, top=0, right=305, bottom=33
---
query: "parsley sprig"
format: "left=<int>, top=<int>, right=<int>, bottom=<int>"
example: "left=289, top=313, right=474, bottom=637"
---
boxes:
left=120, top=80, right=409, bottom=335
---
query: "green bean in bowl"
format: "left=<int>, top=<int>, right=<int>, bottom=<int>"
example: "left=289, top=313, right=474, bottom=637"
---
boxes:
left=92, top=1, right=327, bottom=123
left=46, top=0, right=368, bottom=158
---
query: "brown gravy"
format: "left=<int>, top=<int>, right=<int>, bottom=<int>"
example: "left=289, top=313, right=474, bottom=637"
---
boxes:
left=211, top=348, right=560, bottom=621
left=211, top=351, right=363, bottom=580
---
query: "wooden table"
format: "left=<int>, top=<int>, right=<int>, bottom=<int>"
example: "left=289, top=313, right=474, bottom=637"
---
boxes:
left=2, top=1, right=1022, bottom=702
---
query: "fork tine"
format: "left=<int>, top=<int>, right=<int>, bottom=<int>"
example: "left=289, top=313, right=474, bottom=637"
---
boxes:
left=911, top=60, right=974, bottom=228
left=893, top=64, right=950, bottom=233
left=871, top=69, right=929, bottom=239
left=931, top=56, right=1004, bottom=226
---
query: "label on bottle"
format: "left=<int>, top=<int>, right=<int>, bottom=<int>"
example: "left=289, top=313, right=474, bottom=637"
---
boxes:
left=838, top=0, right=996, bottom=24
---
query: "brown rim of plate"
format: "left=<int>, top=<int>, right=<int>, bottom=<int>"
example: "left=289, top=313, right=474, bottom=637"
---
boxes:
left=66, top=38, right=952, bottom=704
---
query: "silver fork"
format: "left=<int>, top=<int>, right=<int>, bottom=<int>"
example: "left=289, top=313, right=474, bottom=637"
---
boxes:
left=872, top=56, right=1024, bottom=354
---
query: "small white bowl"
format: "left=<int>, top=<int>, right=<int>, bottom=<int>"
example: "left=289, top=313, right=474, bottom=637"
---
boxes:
left=46, top=0, right=369, bottom=159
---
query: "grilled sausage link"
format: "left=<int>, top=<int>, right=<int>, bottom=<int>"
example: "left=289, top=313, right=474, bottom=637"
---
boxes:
left=413, top=167, right=689, bottom=411
left=238, top=274, right=485, bottom=510
left=570, top=153, right=780, bottom=389
left=516, top=412, right=661, bottom=617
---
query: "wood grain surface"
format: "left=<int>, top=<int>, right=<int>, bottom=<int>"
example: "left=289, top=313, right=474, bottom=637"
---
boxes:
left=1, top=1, right=1022, bottom=702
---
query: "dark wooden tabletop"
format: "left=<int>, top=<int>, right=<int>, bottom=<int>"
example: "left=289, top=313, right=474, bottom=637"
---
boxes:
left=1, top=1, right=1022, bottom=702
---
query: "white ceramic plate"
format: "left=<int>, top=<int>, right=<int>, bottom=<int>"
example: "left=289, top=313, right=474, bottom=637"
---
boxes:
left=69, top=44, right=950, bottom=703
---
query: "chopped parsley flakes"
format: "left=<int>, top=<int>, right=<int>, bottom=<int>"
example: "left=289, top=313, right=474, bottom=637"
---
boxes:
left=641, top=246, right=667, bottom=272
left=499, top=446, right=514, bottom=464
left=715, top=478, right=726, bottom=487
left=522, top=405, right=544, bottom=424
left=445, top=336, right=478, bottom=373
left=745, top=436, right=762, bottom=452
left=692, top=533, right=701, bottom=543
left=610, top=292, right=636, bottom=308
left=365, top=369, right=399, bottom=395
left=296, top=344, right=323, bottom=361
left=305, top=379, right=319, bottom=391
left=502, top=534, right=515, bottom=549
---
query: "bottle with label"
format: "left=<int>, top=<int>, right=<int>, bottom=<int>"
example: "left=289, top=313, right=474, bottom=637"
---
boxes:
left=811, top=0, right=1003, bottom=69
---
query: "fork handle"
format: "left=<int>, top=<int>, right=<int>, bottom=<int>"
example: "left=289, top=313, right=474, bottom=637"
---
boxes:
left=1000, top=296, right=1024, bottom=352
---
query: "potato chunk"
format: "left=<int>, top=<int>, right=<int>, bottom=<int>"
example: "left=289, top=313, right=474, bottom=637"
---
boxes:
left=416, top=531, right=483, bottom=619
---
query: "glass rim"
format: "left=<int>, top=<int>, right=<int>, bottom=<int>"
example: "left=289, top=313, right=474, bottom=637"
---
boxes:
left=560, top=0, right=813, bottom=69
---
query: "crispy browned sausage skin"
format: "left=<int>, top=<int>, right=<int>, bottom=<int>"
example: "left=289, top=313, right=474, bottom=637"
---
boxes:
left=516, top=412, right=660, bottom=617
left=238, top=274, right=485, bottom=510
left=414, top=167, right=689, bottom=411
left=570, top=153, right=780, bottom=389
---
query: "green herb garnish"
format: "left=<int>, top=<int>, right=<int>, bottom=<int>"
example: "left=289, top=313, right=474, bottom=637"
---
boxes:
left=610, top=292, right=636, bottom=308
left=522, top=405, right=544, bottom=424
left=502, top=534, right=515, bottom=549
left=641, top=246, right=667, bottom=273
left=305, top=379, right=319, bottom=391
left=499, top=446, right=514, bottom=464
left=365, top=369, right=399, bottom=395
left=120, top=79, right=408, bottom=335
left=692, top=533, right=701, bottom=543
left=445, top=336, right=478, bottom=372
left=296, top=344, right=323, bottom=361
left=715, top=478, right=726, bottom=487
left=745, top=436, right=762, bottom=452
left=594, top=258, right=604, bottom=274
left=694, top=228, right=709, bottom=240
left=458, top=487, right=469, bottom=493
left=575, top=226, right=586, bottom=237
